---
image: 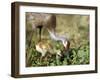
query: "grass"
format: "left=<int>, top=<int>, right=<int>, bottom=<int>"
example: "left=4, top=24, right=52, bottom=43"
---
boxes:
left=26, top=13, right=90, bottom=67
left=26, top=40, right=89, bottom=67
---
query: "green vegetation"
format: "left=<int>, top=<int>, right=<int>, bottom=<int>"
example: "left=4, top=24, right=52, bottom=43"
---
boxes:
left=26, top=14, right=90, bottom=67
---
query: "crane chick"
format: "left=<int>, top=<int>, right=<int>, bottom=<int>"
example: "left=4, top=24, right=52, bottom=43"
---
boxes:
left=35, top=40, right=62, bottom=62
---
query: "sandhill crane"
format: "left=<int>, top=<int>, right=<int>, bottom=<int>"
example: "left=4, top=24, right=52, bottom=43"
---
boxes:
left=35, top=39, right=62, bottom=61
left=27, top=13, right=70, bottom=59
left=27, top=13, right=70, bottom=48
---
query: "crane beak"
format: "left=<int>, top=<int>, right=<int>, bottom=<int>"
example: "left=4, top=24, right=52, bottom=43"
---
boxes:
left=63, top=41, right=70, bottom=51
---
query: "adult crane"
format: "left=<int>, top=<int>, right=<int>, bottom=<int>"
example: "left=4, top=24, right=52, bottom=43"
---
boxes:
left=27, top=13, right=70, bottom=56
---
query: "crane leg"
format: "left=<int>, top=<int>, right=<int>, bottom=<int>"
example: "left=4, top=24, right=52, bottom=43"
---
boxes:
left=38, top=26, right=42, bottom=41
